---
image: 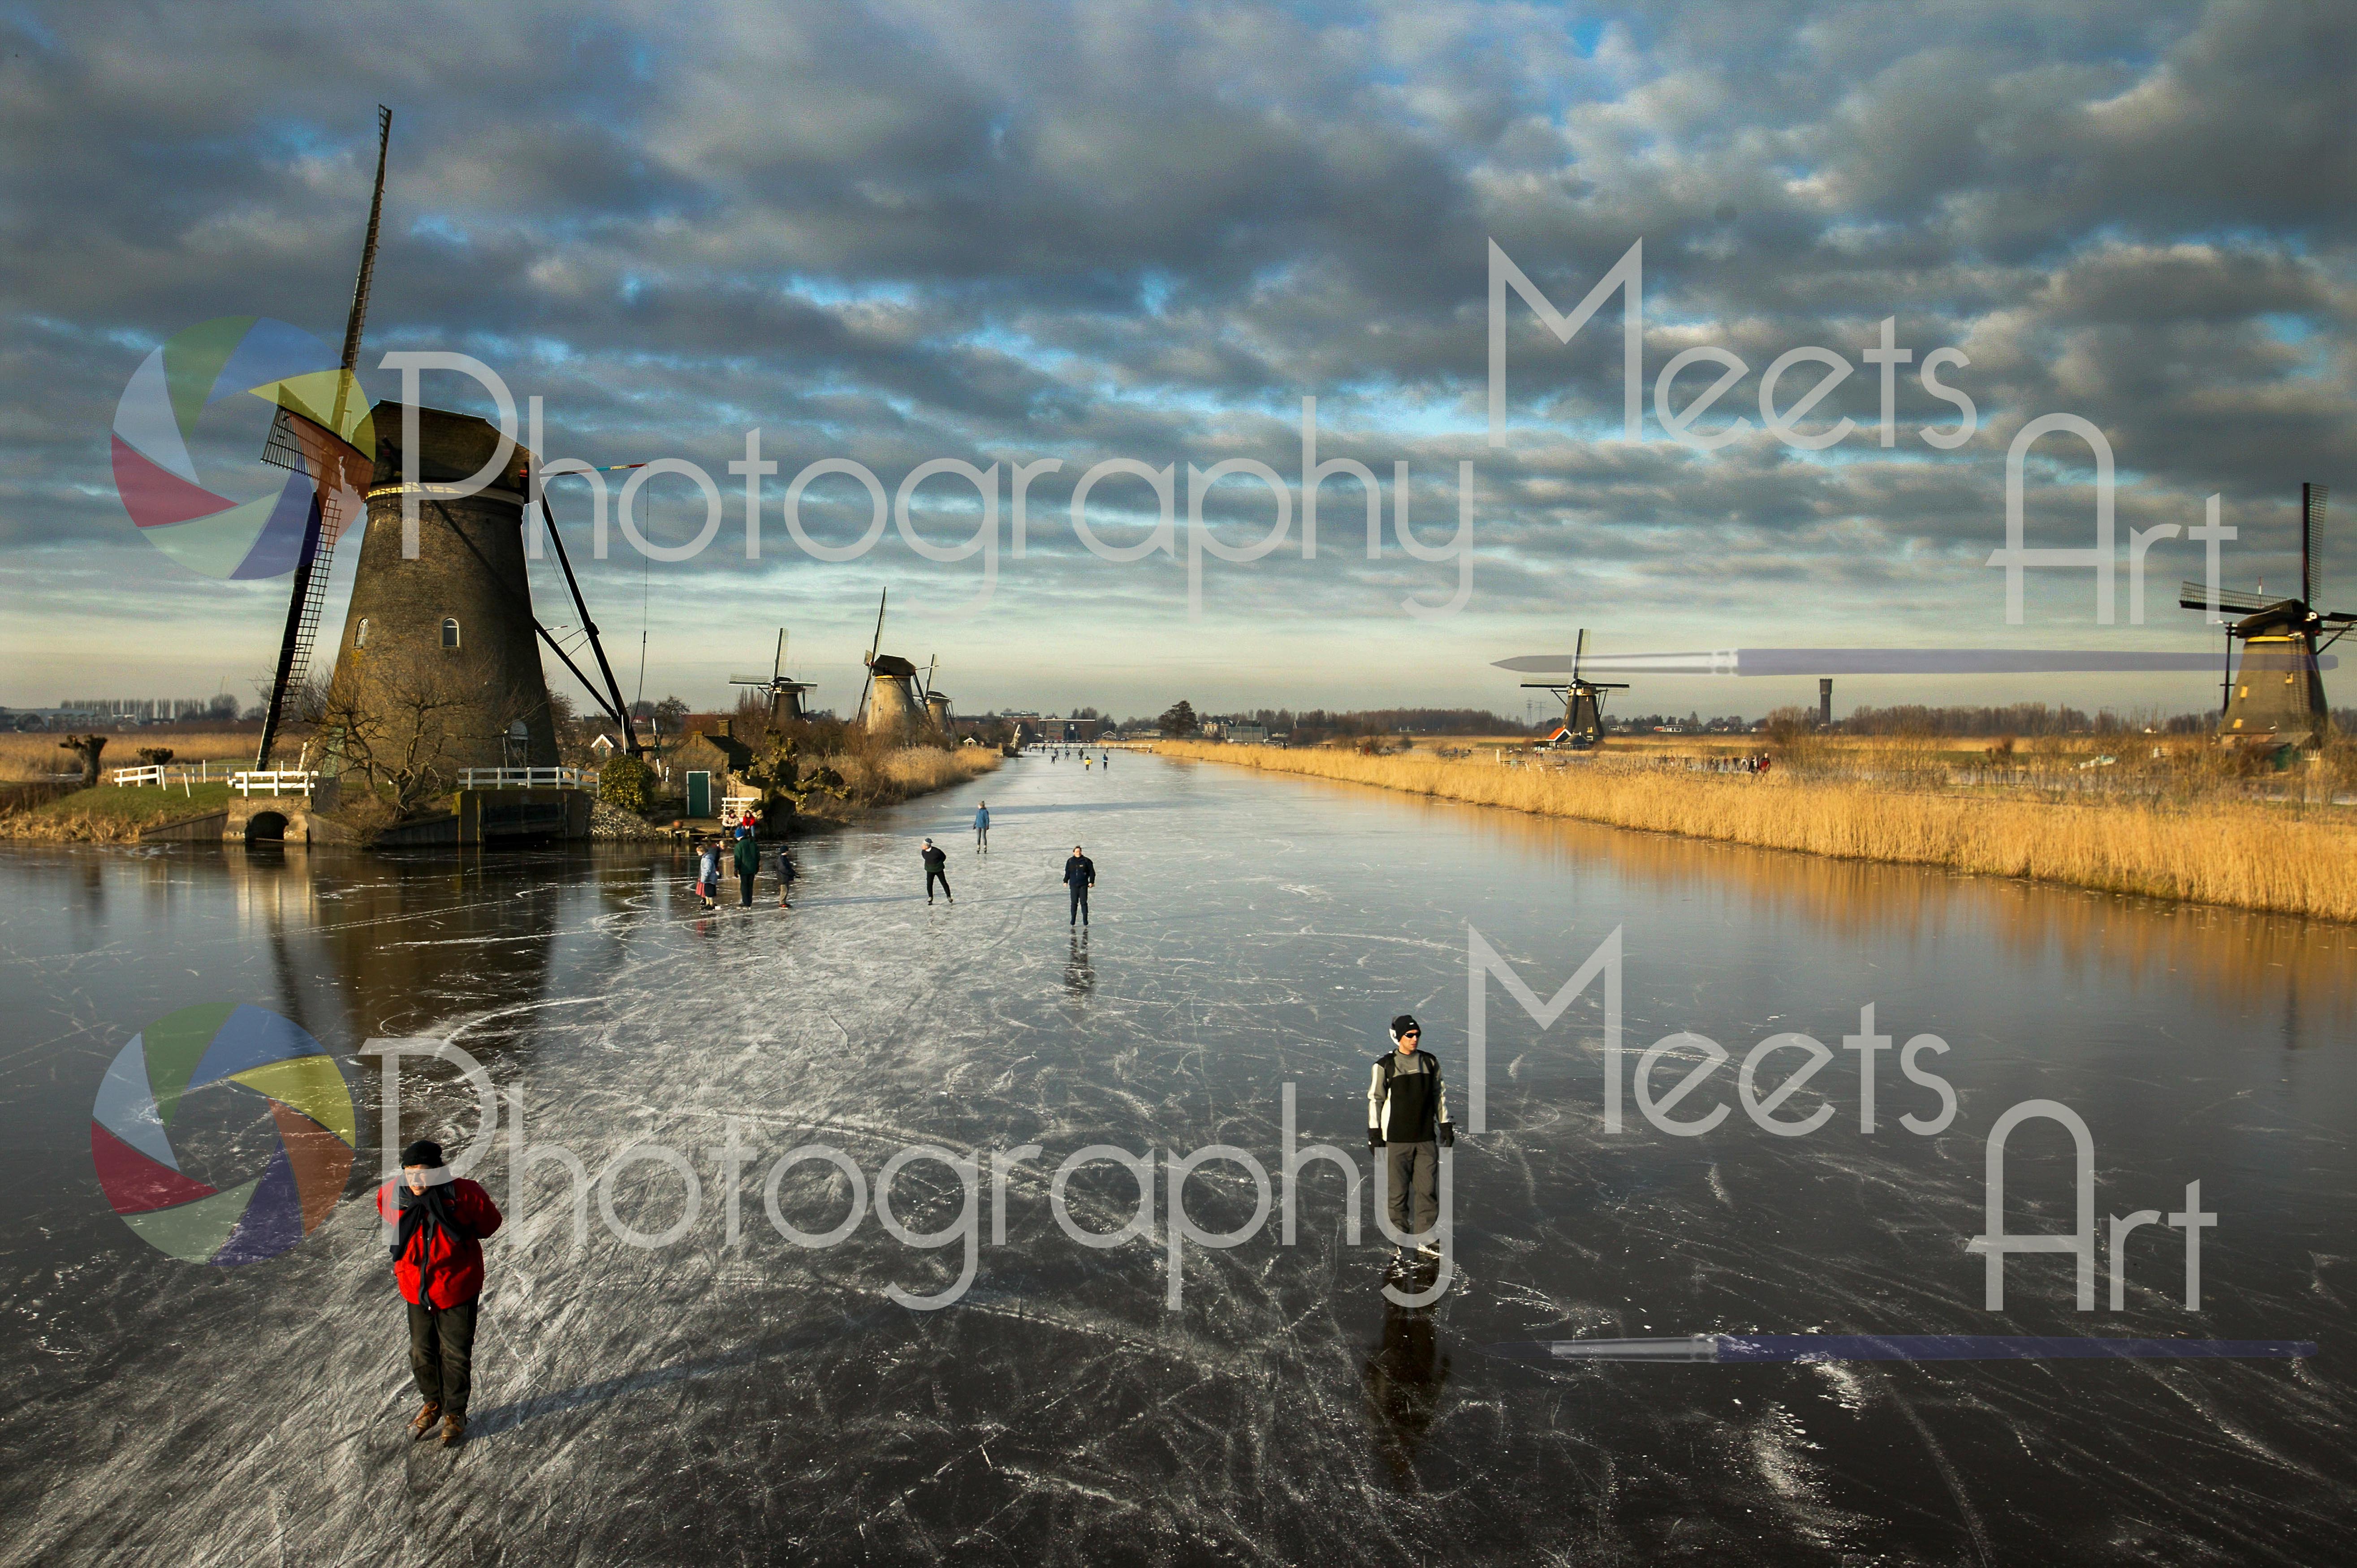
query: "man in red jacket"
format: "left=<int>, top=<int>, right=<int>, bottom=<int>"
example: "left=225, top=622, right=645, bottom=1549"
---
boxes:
left=376, top=1138, right=504, bottom=1447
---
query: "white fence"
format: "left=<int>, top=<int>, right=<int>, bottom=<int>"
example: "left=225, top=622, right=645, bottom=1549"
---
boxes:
left=111, top=765, right=166, bottom=787
left=457, top=767, right=589, bottom=790
left=231, top=771, right=316, bottom=798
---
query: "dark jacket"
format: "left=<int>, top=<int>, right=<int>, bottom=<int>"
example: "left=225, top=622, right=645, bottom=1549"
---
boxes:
left=376, top=1177, right=504, bottom=1310
left=922, top=844, right=948, bottom=872
left=1367, top=1050, right=1450, bottom=1143
left=732, top=836, right=761, bottom=877
left=1063, top=854, right=1096, bottom=888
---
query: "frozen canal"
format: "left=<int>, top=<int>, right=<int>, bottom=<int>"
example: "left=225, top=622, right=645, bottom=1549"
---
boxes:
left=4, top=751, right=2353, bottom=1564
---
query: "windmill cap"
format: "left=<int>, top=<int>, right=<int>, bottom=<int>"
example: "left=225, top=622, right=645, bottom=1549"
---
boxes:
left=368, top=401, right=534, bottom=490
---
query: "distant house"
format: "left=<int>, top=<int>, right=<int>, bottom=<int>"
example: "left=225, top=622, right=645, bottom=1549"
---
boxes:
left=1227, top=724, right=1266, bottom=745
left=670, top=719, right=757, bottom=819
left=588, top=733, right=620, bottom=762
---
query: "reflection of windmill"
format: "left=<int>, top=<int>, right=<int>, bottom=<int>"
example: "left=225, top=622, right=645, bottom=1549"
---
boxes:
left=729, top=628, right=815, bottom=723
left=2180, top=485, right=2352, bottom=749
left=852, top=590, right=922, bottom=739
left=1512, top=629, right=1627, bottom=750
left=254, top=105, right=392, bottom=767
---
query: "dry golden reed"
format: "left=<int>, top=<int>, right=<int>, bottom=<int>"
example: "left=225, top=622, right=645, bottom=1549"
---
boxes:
left=1158, top=742, right=2357, bottom=923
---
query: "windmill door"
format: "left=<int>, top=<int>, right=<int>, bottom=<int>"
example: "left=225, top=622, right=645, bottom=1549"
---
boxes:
left=686, top=771, right=712, bottom=818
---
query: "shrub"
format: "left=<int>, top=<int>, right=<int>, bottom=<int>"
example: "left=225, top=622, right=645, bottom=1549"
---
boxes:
left=599, top=753, right=656, bottom=815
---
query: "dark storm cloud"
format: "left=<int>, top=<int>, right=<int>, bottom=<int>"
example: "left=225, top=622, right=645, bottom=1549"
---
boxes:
left=4, top=0, right=2353, bottom=668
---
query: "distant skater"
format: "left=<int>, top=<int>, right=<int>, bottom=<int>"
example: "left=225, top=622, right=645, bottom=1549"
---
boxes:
left=1063, top=843, right=1096, bottom=926
left=696, top=839, right=721, bottom=912
left=377, top=1139, right=504, bottom=1448
left=733, top=829, right=760, bottom=908
left=775, top=843, right=797, bottom=908
left=1367, top=1015, right=1455, bottom=1261
left=974, top=801, right=990, bottom=853
left=923, top=837, right=953, bottom=903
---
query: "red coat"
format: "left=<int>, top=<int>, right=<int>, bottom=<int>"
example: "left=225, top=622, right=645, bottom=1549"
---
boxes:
left=376, top=1178, right=504, bottom=1309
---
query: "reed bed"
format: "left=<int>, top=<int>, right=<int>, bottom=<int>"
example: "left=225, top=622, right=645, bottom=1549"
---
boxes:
left=1158, top=742, right=2357, bottom=923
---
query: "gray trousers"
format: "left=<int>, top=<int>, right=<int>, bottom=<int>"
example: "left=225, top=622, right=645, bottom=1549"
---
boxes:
left=1383, top=1141, right=1438, bottom=1241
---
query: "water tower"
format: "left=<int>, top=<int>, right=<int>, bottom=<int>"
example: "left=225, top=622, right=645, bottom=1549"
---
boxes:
left=322, top=404, right=559, bottom=771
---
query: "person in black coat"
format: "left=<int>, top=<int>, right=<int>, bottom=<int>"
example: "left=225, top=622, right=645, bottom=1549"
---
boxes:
left=1063, top=844, right=1096, bottom=926
left=922, top=838, right=952, bottom=904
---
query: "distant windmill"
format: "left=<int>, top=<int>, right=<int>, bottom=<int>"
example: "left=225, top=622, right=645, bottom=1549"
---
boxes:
left=852, top=589, right=922, bottom=739
left=1512, top=628, right=1627, bottom=750
left=729, top=628, right=816, bottom=723
left=920, top=656, right=953, bottom=732
left=2180, top=484, right=2352, bottom=749
left=253, top=105, right=393, bottom=768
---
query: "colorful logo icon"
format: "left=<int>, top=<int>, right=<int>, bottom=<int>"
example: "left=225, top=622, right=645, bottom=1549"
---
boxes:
left=109, top=316, right=376, bottom=579
left=91, top=1002, right=356, bottom=1266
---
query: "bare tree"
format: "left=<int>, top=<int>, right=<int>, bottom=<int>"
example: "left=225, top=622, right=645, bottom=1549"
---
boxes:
left=314, top=668, right=500, bottom=816
left=58, top=733, right=106, bottom=787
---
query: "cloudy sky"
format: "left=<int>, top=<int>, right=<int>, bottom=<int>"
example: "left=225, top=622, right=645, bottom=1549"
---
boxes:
left=4, top=0, right=2351, bottom=721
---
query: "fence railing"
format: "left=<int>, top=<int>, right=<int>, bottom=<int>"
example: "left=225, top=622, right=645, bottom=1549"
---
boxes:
left=231, top=771, right=316, bottom=798
left=457, top=767, right=589, bottom=790
left=111, top=765, right=166, bottom=787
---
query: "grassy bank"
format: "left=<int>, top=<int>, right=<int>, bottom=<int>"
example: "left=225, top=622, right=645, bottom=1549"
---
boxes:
left=1156, top=742, right=2357, bottom=923
left=795, top=746, right=999, bottom=826
left=0, top=782, right=242, bottom=842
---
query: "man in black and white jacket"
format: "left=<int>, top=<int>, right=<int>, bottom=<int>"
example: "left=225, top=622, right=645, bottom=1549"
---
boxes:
left=1367, top=1014, right=1454, bottom=1259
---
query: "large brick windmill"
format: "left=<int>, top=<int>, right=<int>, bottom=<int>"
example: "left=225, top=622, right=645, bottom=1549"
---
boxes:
left=2181, top=484, right=2350, bottom=750
left=257, top=107, right=636, bottom=787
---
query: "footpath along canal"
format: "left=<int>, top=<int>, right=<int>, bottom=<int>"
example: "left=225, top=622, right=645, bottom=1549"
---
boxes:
left=3, top=750, right=2351, bottom=1563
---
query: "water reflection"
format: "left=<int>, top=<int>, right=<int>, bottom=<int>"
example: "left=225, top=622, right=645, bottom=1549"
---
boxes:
left=1361, top=1298, right=1450, bottom=1489
left=1063, top=931, right=1094, bottom=1004
left=1290, top=776, right=2357, bottom=1032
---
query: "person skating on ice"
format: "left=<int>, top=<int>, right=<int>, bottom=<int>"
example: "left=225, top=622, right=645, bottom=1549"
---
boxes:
left=974, top=801, right=990, bottom=853
left=923, top=837, right=953, bottom=903
left=1367, top=1015, right=1454, bottom=1262
left=376, top=1139, right=504, bottom=1448
left=1063, top=844, right=1096, bottom=926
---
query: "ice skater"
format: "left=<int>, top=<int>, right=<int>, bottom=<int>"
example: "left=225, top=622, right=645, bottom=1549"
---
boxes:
left=1063, top=843, right=1096, bottom=926
left=1367, top=1015, right=1455, bottom=1262
left=696, top=838, right=721, bottom=912
left=378, top=1139, right=504, bottom=1448
left=923, top=837, right=953, bottom=903
left=974, top=801, right=990, bottom=853
left=733, top=828, right=760, bottom=908
left=775, top=843, right=797, bottom=908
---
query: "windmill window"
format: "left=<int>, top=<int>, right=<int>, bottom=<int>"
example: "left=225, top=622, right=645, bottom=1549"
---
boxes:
left=442, top=618, right=462, bottom=649
left=355, top=618, right=371, bottom=648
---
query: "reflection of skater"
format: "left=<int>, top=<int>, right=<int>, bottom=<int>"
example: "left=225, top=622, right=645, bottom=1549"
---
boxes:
left=1362, top=1300, right=1451, bottom=1488
left=1063, top=844, right=1096, bottom=926
left=974, top=801, right=990, bottom=853
left=696, top=840, right=721, bottom=912
left=733, top=830, right=760, bottom=908
left=378, top=1139, right=504, bottom=1449
left=775, top=843, right=797, bottom=908
left=923, top=837, right=953, bottom=903
left=1368, top=1015, right=1454, bottom=1259
left=1064, top=930, right=1094, bottom=999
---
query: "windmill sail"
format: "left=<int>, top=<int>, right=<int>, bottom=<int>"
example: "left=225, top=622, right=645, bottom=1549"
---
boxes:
left=255, top=105, right=392, bottom=768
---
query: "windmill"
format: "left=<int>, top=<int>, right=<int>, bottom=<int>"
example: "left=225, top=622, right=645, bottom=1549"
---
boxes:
left=729, top=628, right=816, bottom=724
left=918, top=655, right=952, bottom=732
left=852, top=589, right=922, bottom=739
left=1515, top=629, right=1627, bottom=749
left=2180, top=484, right=2351, bottom=749
left=254, top=105, right=393, bottom=768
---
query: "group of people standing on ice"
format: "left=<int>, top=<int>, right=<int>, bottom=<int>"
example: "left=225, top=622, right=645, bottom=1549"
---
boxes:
left=693, top=822, right=795, bottom=912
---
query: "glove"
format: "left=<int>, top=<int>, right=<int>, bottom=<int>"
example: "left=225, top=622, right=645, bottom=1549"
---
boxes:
left=1438, top=1123, right=1456, bottom=1147
left=1367, top=1130, right=1385, bottom=1151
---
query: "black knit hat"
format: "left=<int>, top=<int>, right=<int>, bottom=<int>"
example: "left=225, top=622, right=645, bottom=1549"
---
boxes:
left=1389, top=1014, right=1421, bottom=1042
left=400, top=1139, right=445, bottom=1168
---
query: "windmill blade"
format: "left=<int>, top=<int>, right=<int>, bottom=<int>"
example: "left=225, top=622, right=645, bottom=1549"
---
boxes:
left=255, top=103, right=391, bottom=770
left=2180, top=581, right=2284, bottom=616
left=1572, top=627, right=1585, bottom=681
left=727, top=675, right=773, bottom=685
left=868, top=590, right=888, bottom=662
left=773, top=627, right=786, bottom=683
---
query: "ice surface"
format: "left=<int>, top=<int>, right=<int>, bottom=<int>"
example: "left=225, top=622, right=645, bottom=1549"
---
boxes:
left=2, top=754, right=2353, bottom=1563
